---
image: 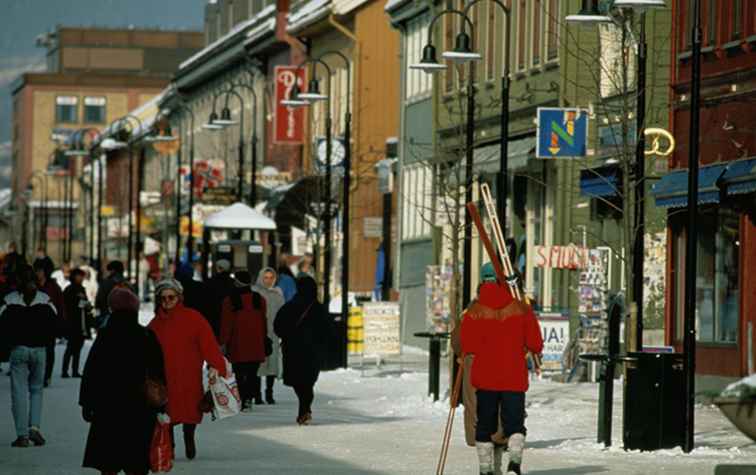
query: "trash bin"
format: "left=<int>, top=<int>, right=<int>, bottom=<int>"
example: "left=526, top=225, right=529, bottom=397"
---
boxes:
left=321, top=312, right=348, bottom=371
left=622, top=352, right=685, bottom=451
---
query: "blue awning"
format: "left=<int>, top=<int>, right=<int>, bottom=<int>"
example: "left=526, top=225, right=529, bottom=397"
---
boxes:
left=721, top=158, right=756, bottom=196
left=652, top=163, right=727, bottom=208
left=580, top=166, right=621, bottom=198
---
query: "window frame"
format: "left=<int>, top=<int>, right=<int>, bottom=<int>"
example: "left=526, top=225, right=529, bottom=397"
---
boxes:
left=546, top=0, right=559, bottom=63
left=55, top=95, right=79, bottom=124
left=532, top=0, right=542, bottom=67
left=516, top=0, right=528, bottom=72
left=83, top=96, right=106, bottom=124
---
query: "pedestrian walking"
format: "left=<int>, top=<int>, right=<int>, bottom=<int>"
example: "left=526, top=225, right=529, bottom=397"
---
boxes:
left=33, top=257, right=64, bottom=387
left=62, top=268, right=93, bottom=378
left=274, top=276, right=329, bottom=426
left=460, top=281, right=544, bottom=475
left=295, top=253, right=316, bottom=279
left=253, top=267, right=285, bottom=404
left=79, top=287, right=165, bottom=475
left=206, top=259, right=235, bottom=338
left=219, top=271, right=267, bottom=411
left=0, top=264, right=59, bottom=447
left=94, top=261, right=133, bottom=329
left=148, top=278, right=227, bottom=461
left=451, top=264, right=508, bottom=460
left=276, top=264, right=297, bottom=303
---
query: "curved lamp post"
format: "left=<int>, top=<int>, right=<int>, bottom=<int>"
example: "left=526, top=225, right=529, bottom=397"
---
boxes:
left=411, top=8, right=480, bottom=308
left=67, top=127, right=102, bottom=267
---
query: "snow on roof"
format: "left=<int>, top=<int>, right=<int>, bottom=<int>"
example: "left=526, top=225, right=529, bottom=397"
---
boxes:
left=180, top=5, right=276, bottom=71
left=384, top=0, right=410, bottom=13
left=246, top=17, right=276, bottom=44
left=204, top=202, right=277, bottom=230
left=287, top=0, right=331, bottom=33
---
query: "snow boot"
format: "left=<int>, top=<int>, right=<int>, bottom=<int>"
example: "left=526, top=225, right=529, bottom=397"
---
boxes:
left=476, top=441, right=495, bottom=475
left=507, top=433, right=525, bottom=475
left=265, top=388, right=276, bottom=404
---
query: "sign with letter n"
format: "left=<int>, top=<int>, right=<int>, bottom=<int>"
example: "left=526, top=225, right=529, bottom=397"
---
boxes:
left=536, top=107, right=589, bottom=158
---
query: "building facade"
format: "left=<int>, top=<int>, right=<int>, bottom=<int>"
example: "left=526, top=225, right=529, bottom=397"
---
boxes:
left=661, top=0, right=756, bottom=385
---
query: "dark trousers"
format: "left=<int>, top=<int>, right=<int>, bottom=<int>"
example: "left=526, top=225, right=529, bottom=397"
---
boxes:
left=258, top=375, right=276, bottom=392
left=232, top=362, right=260, bottom=403
left=293, top=384, right=314, bottom=418
left=44, top=342, right=55, bottom=382
left=475, top=390, right=526, bottom=442
left=62, top=337, right=84, bottom=375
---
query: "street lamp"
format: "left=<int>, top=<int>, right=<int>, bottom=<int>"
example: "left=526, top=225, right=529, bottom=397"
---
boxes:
left=566, top=0, right=665, bottom=353
left=282, top=52, right=352, bottom=335
left=67, top=128, right=101, bottom=267
left=28, top=171, right=48, bottom=255
left=411, top=7, right=479, bottom=308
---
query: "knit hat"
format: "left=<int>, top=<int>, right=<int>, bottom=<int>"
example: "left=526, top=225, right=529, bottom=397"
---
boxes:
left=480, top=262, right=497, bottom=283
left=108, top=287, right=140, bottom=313
left=155, top=278, right=183, bottom=299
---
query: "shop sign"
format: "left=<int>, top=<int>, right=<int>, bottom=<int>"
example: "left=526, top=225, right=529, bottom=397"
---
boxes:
left=201, top=186, right=237, bottom=205
left=274, top=66, right=306, bottom=144
left=534, top=244, right=588, bottom=269
left=537, top=312, right=570, bottom=372
left=362, top=302, right=401, bottom=357
left=363, top=217, right=382, bottom=238
left=536, top=107, right=589, bottom=158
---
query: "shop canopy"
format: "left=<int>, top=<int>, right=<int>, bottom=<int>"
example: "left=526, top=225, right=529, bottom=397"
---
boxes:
left=580, top=166, right=622, bottom=198
left=651, top=163, right=728, bottom=208
left=721, top=157, right=756, bottom=196
left=203, top=202, right=276, bottom=230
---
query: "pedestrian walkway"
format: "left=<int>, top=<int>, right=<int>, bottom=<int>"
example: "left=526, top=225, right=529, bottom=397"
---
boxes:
left=0, top=342, right=754, bottom=474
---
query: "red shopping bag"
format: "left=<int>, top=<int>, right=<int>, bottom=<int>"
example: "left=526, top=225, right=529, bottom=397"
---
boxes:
left=150, top=413, right=174, bottom=473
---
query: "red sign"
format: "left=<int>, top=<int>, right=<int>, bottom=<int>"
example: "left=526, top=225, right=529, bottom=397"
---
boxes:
left=274, top=65, right=306, bottom=144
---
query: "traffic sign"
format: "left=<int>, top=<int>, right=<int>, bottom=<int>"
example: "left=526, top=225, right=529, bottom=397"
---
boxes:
left=536, top=107, right=589, bottom=158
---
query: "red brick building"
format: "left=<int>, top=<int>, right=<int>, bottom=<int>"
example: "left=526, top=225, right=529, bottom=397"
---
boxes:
left=660, top=1, right=756, bottom=384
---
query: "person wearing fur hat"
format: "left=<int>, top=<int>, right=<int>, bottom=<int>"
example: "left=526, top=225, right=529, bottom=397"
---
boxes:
left=148, top=278, right=227, bottom=461
left=219, top=271, right=267, bottom=411
left=253, top=267, right=285, bottom=404
left=79, top=287, right=165, bottom=475
left=460, top=279, right=543, bottom=475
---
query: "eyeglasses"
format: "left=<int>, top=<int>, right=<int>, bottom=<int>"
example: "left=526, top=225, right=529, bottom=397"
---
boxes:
left=160, top=294, right=179, bottom=302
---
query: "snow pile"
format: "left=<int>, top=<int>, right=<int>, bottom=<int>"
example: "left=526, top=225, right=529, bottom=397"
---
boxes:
left=552, top=438, right=743, bottom=461
left=720, top=373, right=756, bottom=399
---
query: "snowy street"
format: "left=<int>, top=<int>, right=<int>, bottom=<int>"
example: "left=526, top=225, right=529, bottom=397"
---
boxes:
left=0, top=341, right=754, bottom=474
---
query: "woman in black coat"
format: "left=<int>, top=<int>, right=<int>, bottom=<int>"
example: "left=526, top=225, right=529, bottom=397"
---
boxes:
left=63, top=268, right=93, bottom=377
left=274, top=276, right=329, bottom=425
left=79, top=288, right=165, bottom=475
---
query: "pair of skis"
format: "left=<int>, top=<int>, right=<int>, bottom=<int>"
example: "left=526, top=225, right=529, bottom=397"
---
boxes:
left=436, top=183, right=536, bottom=475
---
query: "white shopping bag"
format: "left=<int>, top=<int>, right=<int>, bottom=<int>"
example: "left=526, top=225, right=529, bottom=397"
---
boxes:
left=207, top=359, right=241, bottom=420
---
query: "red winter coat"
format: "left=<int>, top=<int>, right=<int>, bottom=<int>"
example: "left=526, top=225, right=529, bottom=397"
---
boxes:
left=219, top=288, right=267, bottom=364
left=148, top=303, right=227, bottom=424
left=460, top=283, right=544, bottom=393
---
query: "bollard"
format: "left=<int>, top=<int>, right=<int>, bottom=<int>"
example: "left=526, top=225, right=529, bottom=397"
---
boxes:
left=414, top=332, right=450, bottom=402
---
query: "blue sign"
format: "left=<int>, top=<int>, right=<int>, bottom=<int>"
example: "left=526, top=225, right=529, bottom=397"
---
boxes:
left=536, top=107, right=589, bottom=158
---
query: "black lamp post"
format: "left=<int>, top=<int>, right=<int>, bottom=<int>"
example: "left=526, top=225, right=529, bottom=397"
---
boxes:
left=208, top=88, right=246, bottom=201
left=282, top=58, right=336, bottom=308
left=28, top=171, right=48, bottom=254
left=683, top=0, right=701, bottom=455
left=67, top=127, right=101, bottom=267
left=411, top=8, right=480, bottom=308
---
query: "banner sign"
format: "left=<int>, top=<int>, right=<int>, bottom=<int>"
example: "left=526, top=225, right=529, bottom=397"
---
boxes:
left=534, top=244, right=588, bottom=270
left=536, top=107, right=589, bottom=158
left=362, top=302, right=401, bottom=356
left=274, top=66, right=306, bottom=144
left=537, top=312, right=570, bottom=372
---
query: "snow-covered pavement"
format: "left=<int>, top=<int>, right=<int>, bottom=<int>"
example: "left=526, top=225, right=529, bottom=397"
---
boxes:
left=0, top=341, right=754, bottom=474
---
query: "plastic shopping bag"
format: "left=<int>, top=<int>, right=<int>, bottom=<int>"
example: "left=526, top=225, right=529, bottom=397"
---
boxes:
left=207, top=359, right=241, bottom=420
left=150, top=413, right=173, bottom=473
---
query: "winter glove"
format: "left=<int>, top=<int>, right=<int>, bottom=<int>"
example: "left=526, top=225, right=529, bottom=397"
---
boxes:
left=82, top=407, right=95, bottom=423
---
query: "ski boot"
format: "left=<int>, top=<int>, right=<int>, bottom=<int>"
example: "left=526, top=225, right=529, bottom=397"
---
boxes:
left=506, top=433, right=525, bottom=475
left=476, top=441, right=495, bottom=475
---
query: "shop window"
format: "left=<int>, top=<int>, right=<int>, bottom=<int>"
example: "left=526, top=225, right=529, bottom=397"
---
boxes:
left=83, top=96, right=106, bottom=124
left=401, top=165, right=433, bottom=240
left=673, top=208, right=740, bottom=344
left=55, top=96, right=78, bottom=123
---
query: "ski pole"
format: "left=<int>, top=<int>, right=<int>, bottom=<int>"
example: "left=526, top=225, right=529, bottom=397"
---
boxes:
left=436, top=354, right=465, bottom=475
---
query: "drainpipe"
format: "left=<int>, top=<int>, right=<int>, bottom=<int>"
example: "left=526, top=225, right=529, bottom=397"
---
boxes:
left=394, top=21, right=407, bottom=343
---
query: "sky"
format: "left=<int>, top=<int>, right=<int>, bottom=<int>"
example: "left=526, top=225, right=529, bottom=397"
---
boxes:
left=0, top=0, right=208, bottom=187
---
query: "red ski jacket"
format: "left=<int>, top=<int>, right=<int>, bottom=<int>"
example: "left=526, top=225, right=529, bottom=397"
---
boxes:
left=460, top=282, right=544, bottom=392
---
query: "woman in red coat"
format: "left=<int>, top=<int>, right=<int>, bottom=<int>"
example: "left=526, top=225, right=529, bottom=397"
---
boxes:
left=148, top=278, right=227, bottom=461
left=219, top=271, right=267, bottom=412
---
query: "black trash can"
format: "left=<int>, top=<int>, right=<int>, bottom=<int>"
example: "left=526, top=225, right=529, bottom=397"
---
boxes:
left=320, top=312, right=348, bottom=371
left=623, top=352, right=685, bottom=451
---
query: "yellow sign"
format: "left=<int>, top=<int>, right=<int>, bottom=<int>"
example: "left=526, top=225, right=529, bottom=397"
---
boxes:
left=644, top=128, right=675, bottom=157
left=100, top=206, right=114, bottom=217
left=179, top=216, right=203, bottom=238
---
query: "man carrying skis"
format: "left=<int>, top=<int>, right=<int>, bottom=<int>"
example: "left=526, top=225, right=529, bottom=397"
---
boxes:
left=460, top=280, right=543, bottom=475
